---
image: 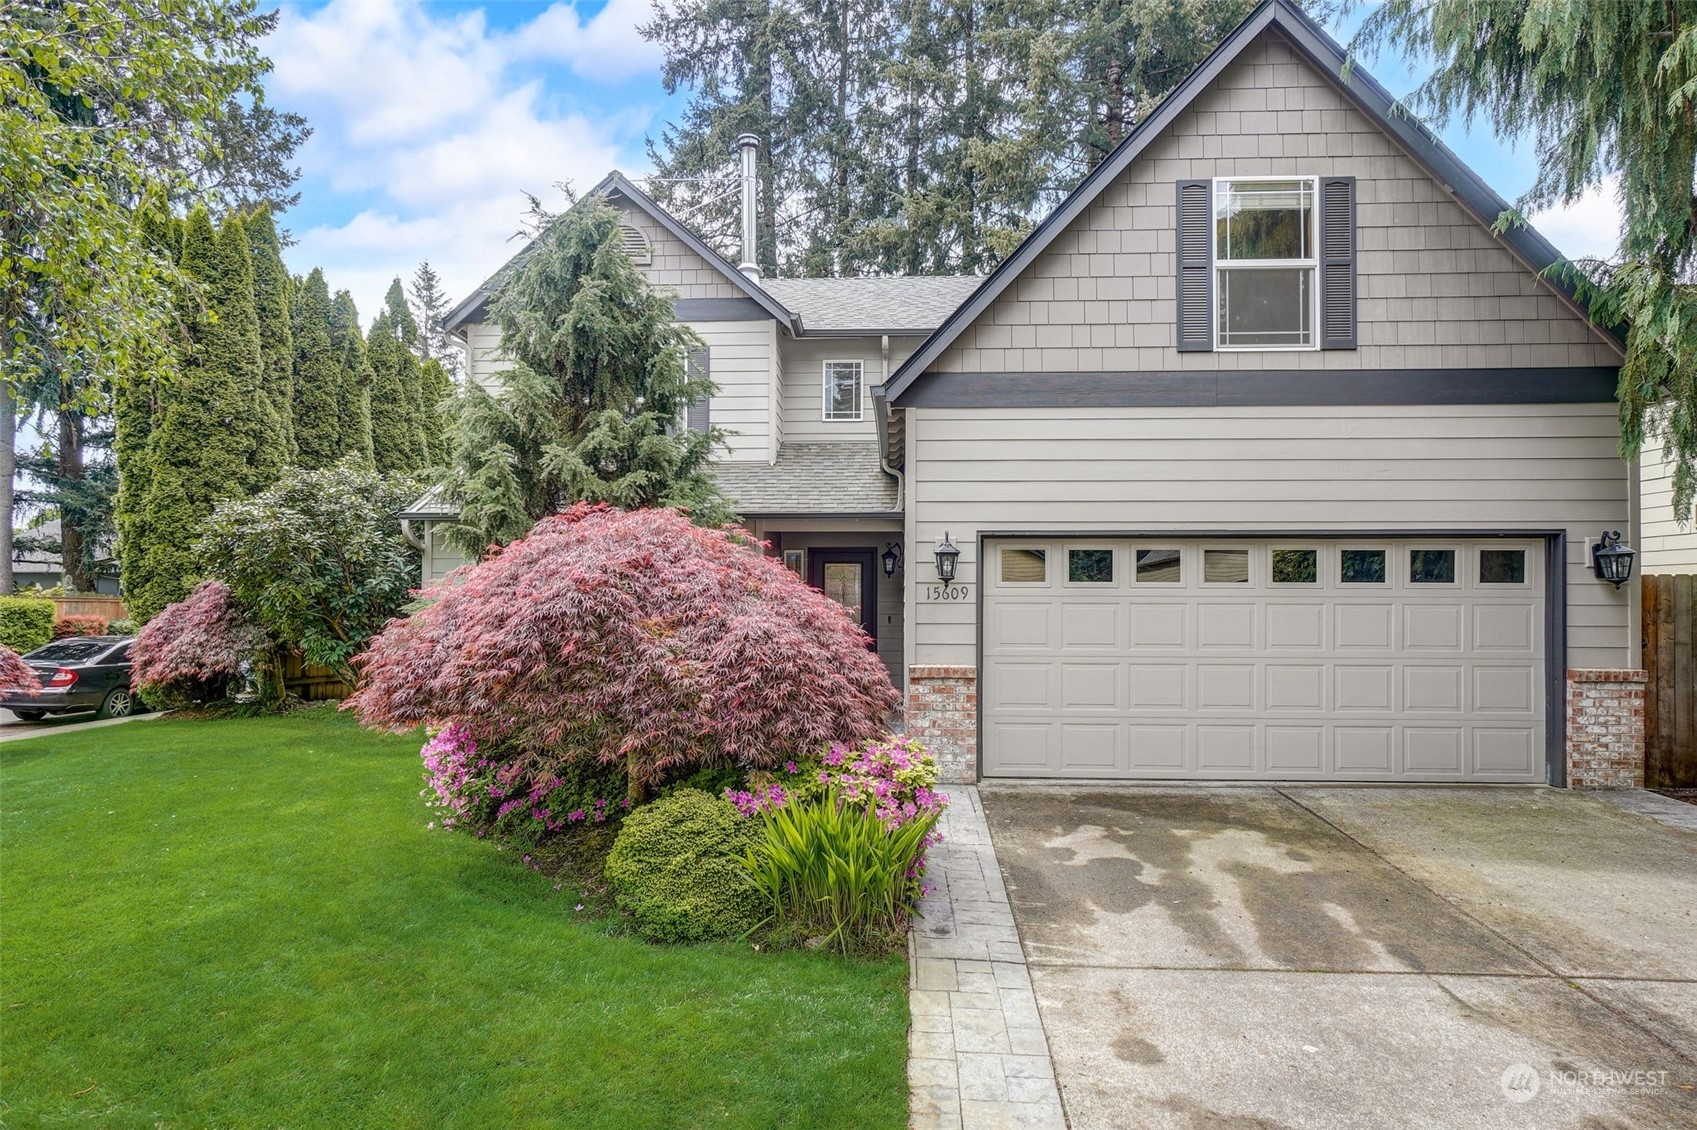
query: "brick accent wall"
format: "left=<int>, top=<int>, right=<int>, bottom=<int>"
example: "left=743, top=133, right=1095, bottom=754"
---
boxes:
left=1566, top=669, right=1647, bottom=788
left=907, top=665, right=977, bottom=784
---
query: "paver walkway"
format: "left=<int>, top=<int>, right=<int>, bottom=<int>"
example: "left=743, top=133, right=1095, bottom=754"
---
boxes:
left=1588, top=787, right=1697, bottom=833
left=908, top=786, right=1067, bottom=1130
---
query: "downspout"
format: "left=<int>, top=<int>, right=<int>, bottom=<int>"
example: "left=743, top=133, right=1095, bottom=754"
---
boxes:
left=400, top=518, right=426, bottom=551
left=874, top=334, right=904, bottom=511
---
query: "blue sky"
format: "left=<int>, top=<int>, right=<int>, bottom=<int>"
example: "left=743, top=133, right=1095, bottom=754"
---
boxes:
left=260, top=1, right=1622, bottom=325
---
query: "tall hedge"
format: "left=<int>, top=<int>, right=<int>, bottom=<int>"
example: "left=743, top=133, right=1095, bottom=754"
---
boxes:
left=329, top=290, right=374, bottom=464
left=246, top=208, right=296, bottom=459
left=0, top=597, right=56, bottom=654
left=290, top=269, right=343, bottom=470
left=365, top=311, right=425, bottom=473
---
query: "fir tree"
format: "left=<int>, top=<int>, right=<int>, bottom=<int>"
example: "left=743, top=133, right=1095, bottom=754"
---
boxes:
left=290, top=268, right=343, bottom=470
left=245, top=207, right=296, bottom=459
left=440, top=196, right=730, bottom=556
left=130, top=209, right=277, bottom=620
left=407, top=260, right=458, bottom=373
left=328, top=289, right=375, bottom=464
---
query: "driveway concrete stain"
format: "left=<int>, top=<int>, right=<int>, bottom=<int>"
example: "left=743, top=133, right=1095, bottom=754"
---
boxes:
left=1109, top=1031, right=1165, bottom=1065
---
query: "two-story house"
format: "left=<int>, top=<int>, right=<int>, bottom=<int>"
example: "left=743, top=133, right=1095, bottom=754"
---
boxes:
left=408, top=0, right=1647, bottom=790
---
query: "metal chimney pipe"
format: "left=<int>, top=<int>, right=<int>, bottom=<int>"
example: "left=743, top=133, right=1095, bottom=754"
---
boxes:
left=735, top=132, right=760, bottom=280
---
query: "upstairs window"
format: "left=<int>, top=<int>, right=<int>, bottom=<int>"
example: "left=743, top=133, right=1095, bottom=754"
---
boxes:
left=1213, top=177, right=1317, bottom=350
left=823, top=359, right=863, bottom=421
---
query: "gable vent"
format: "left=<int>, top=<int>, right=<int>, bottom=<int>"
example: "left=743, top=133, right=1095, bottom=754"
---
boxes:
left=1175, top=179, right=1213, bottom=352
left=619, top=223, right=652, bottom=266
left=1319, top=177, right=1356, bottom=350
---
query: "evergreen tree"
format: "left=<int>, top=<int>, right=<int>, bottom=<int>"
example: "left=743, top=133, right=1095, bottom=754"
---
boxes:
left=416, top=357, right=453, bottom=463
left=365, top=310, right=426, bottom=473
left=440, top=196, right=730, bottom=556
left=245, top=207, right=296, bottom=459
left=328, top=289, right=375, bottom=465
left=407, top=260, right=458, bottom=374
left=130, top=209, right=277, bottom=620
left=384, top=278, right=419, bottom=352
left=290, top=268, right=343, bottom=470
left=381, top=277, right=429, bottom=465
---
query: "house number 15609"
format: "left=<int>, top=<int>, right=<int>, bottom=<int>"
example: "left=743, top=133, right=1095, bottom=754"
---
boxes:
left=925, top=585, right=972, bottom=602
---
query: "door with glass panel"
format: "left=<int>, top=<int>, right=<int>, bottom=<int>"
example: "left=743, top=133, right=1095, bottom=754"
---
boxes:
left=808, top=548, right=877, bottom=645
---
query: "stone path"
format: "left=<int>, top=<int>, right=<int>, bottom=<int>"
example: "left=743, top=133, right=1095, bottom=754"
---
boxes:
left=908, top=786, right=1066, bottom=1130
left=1588, top=787, right=1697, bottom=833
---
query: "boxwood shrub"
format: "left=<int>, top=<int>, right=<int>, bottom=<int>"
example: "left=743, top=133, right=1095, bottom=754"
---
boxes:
left=604, top=789, right=764, bottom=943
left=0, top=597, right=56, bottom=654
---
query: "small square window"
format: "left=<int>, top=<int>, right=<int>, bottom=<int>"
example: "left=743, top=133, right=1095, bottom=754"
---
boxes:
left=1204, top=548, right=1249, bottom=583
left=1480, top=549, right=1526, bottom=584
left=1409, top=549, right=1456, bottom=584
left=823, top=360, right=863, bottom=421
left=1271, top=549, right=1318, bottom=584
left=1068, top=549, right=1113, bottom=583
left=1135, top=548, right=1181, bottom=583
left=1001, top=548, right=1047, bottom=583
left=1340, top=549, right=1386, bottom=584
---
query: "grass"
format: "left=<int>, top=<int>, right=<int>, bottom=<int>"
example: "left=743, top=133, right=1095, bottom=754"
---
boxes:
left=1, top=708, right=910, bottom=1129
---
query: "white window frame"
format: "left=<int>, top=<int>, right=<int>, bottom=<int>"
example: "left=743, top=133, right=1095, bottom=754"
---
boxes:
left=1212, top=175, right=1319, bottom=352
left=822, top=359, right=864, bottom=421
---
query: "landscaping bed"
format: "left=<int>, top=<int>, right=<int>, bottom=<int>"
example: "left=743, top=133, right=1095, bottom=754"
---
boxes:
left=0, top=709, right=910, bottom=1128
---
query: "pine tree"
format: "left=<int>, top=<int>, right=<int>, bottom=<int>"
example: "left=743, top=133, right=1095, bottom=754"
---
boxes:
left=130, top=209, right=278, bottom=620
left=328, top=289, right=375, bottom=464
left=245, top=207, right=296, bottom=459
left=290, top=268, right=343, bottom=470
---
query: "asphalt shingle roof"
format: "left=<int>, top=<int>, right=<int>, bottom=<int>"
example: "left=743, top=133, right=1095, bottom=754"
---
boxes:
left=713, top=442, right=899, bottom=516
left=759, top=276, right=982, bottom=334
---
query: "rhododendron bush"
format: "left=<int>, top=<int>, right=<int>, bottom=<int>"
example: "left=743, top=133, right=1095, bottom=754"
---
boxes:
left=132, top=581, right=268, bottom=708
left=0, top=645, right=40, bottom=697
left=350, top=505, right=899, bottom=793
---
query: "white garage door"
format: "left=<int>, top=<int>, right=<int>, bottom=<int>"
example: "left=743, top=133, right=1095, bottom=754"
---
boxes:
left=981, top=538, right=1546, bottom=781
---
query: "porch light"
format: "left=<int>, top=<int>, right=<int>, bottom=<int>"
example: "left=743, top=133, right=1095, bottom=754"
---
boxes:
left=934, top=532, right=960, bottom=586
left=882, top=542, right=902, bottom=578
left=1591, top=531, right=1635, bottom=588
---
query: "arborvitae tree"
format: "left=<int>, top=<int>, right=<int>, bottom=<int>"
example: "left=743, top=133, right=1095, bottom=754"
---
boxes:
left=329, top=290, right=375, bottom=464
left=245, top=207, right=296, bottom=459
left=130, top=209, right=277, bottom=620
left=417, top=357, right=453, bottom=463
left=384, top=278, right=419, bottom=353
left=440, top=196, right=730, bottom=556
left=380, top=276, right=428, bottom=466
left=290, top=268, right=343, bottom=470
left=365, top=311, right=427, bottom=473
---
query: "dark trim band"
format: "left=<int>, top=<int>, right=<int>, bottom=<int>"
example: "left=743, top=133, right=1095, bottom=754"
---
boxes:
left=674, top=297, right=772, bottom=322
left=898, top=367, right=1619, bottom=408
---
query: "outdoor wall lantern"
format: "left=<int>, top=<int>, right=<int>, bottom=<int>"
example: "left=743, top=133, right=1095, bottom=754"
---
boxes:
left=934, top=532, right=960, bottom=587
left=882, top=542, right=902, bottom=578
left=1591, top=530, right=1636, bottom=588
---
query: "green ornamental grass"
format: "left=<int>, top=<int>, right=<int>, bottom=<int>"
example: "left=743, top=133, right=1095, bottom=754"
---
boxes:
left=0, top=708, right=909, bottom=1128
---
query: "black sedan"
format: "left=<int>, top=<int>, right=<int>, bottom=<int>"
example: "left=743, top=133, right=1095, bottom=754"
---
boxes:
left=1, top=636, right=141, bottom=721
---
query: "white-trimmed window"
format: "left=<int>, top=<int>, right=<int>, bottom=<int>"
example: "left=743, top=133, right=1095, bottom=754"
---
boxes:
left=823, top=359, right=863, bottom=421
left=1213, top=176, right=1317, bottom=349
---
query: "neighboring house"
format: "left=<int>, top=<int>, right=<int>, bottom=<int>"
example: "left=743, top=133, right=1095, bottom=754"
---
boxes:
left=10, top=518, right=121, bottom=595
left=412, top=0, right=1648, bottom=789
left=1639, top=422, right=1697, bottom=574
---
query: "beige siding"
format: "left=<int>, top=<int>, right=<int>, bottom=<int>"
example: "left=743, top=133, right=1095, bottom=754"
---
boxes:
left=696, top=320, right=776, bottom=463
left=930, top=35, right=1620, bottom=375
left=465, top=321, right=505, bottom=390
left=421, top=521, right=468, bottom=585
left=616, top=204, right=747, bottom=301
left=771, top=531, right=905, bottom=686
left=905, top=404, right=1632, bottom=671
left=1641, top=421, right=1697, bottom=573
left=780, top=335, right=926, bottom=442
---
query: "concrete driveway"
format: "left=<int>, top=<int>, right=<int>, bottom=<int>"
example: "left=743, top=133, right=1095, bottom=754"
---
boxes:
left=980, top=786, right=1697, bottom=1129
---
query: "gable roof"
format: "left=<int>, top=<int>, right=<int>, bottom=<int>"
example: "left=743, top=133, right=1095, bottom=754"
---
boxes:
left=442, top=171, right=800, bottom=335
left=885, top=0, right=1610, bottom=404
left=761, top=276, right=982, bottom=334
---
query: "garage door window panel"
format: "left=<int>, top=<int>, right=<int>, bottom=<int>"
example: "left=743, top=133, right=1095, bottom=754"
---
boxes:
left=1340, top=548, right=1387, bottom=584
left=1203, top=548, right=1251, bottom=584
left=1479, top=549, right=1527, bottom=585
left=1270, top=548, right=1319, bottom=585
left=1066, top=547, right=1116, bottom=585
left=1000, top=547, right=1048, bottom=584
left=1135, top=548, right=1183, bottom=583
left=1409, top=549, right=1457, bottom=585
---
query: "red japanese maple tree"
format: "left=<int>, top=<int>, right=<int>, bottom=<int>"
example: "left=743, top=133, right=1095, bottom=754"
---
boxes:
left=0, top=645, right=40, bottom=697
left=349, top=505, right=900, bottom=791
left=132, top=580, right=268, bottom=706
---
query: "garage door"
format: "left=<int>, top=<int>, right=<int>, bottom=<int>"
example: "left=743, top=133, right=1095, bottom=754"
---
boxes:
left=982, top=538, right=1546, bottom=781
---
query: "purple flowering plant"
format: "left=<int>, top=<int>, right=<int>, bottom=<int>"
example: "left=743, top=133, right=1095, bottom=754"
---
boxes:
left=420, top=724, right=631, bottom=846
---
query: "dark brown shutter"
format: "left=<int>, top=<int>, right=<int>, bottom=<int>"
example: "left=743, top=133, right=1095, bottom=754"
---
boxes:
left=685, top=348, right=711, bottom=432
left=1319, top=177, right=1356, bottom=350
left=1175, top=179, right=1213, bottom=352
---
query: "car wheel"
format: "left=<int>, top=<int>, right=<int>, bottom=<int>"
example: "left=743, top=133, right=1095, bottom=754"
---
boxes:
left=12, top=710, right=45, bottom=722
left=97, top=688, right=135, bottom=720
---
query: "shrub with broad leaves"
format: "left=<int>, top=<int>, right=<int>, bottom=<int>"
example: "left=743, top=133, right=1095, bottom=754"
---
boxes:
left=132, top=581, right=268, bottom=709
left=420, top=723, right=631, bottom=842
left=349, top=504, right=899, bottom=795
left=52, top=615, right=109, bottom=639
left=0, top=645, right=41, bottom=697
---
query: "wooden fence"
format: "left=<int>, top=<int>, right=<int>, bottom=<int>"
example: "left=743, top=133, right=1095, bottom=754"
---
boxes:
left=1642, top=574, right=1696, bottom=788
left=279, top=651, right=355, bottom=702
left=52, top=595, right=127, bottom=621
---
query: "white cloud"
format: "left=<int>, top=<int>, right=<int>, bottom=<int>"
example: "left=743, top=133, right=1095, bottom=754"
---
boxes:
left=1528, top=174, right=1623, bottom=264
left=266, top=0, right=661, bottom=322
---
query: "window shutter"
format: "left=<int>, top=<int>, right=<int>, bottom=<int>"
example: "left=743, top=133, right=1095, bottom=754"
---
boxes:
left=1319, top=177, right=1356, bottom=350
left=685, top=348, right=711, bottom=432
left=1175, top=179, right=1214, bottom=352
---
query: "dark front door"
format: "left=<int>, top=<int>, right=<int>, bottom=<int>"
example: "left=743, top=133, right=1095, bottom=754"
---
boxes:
left=808, top=548, right=877, bottom=645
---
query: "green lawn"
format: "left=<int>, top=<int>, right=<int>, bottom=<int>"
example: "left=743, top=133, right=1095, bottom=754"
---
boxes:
left=1, top=709, right=910, bottom=1128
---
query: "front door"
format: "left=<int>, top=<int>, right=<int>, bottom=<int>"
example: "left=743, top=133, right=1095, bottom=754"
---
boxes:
left=808, top=548, right=878, bottom=645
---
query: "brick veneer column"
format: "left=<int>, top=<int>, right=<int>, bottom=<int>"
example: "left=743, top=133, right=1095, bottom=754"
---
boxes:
left=1566, top=669, right=1648, bottom=788
left=907, top=665, right=977, bottom=784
